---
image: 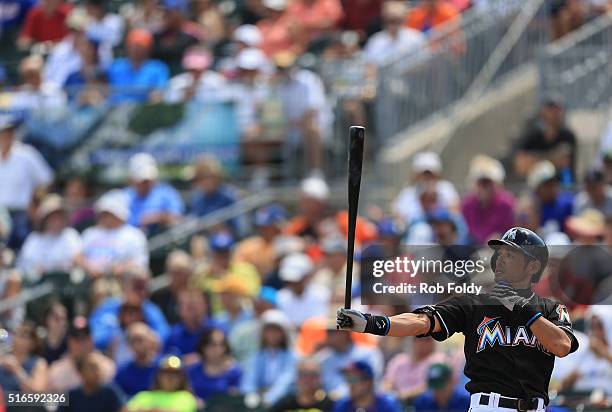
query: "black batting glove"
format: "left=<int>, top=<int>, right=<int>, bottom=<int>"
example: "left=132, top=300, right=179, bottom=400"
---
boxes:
left=489, top=284, right=542, bottom=328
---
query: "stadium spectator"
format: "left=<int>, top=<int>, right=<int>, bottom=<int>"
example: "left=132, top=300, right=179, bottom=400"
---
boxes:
left=124, top=153, right=184, bottom=234
left=152, top=0, right=201, bottom=76
left=122, top=0, right=165, bottom=34
left=17, top=194, right=82, bottom=282
left=270, top=357, right=333, bottom=412
left=413, top=363, right=470, bottom=411
left=164, top=289, right=218, bottom=357
left=165, top=47, right=226, bottom=103
left=151, top=249, right=195, bottom=324
left=333, top=360, right=402, bottom=412
left=242, top=309, right=297, bottom=406
left=555, top=306, right=612, bottom=395
left=383, top=337, right=446, bottom=400
left=574, top=168, right=612, bottom=216
left=0, top=115, right=54, bottom=250
left=404, top=0, right=461, bottom=35
left=285, top=0, right=343, bottom=45
left=58, top=352, right=126, bottom=412
left=83, top=0, right=125, bottom=48
left=196, top=231, right=261, bottom=306
left=316, top=329, right=384, bottom=399
left=63, top=176, right=95, bottom=231
left=228, top=287, right=279, bottom=367
left=234, top=204, right=286, bottom=279
left=461, top=155, right=515, bottom=245
left=65, top=39, right=110, bottom=107
left=364, top=1, right=427, bottom=67
left=311, top=235, right=347, bottom=296
left=127, top=355, right=198, bottom=412
left=10, top=54, right=68, bottom=113
left=285, top=177, right=331, bottom=242
left=192, top=0, right=226, bottom=47
left=214, top=277, right=254, bottom=333
left=48, top=317, right=116, bottom=392
left=186, top=328, right=242, bottom=401
left=77, top=190, right=148, bottom=277
left=525, top=160, right=573, bottom=234
left=114, top=322, right=160, bottom=397
left=271, top=51, right=330, bottom=175
left=0, top=267, right=23, bottom=331
left=189, top=155, right=239, bottom=232
left=18, top=0, right=71, bottom=50
left=89, top=266, right=169, bottom=354
left=258, top=0, right=307, bottom=57
left=393, top=151, right=459, bottom=225
left=44, top=8, right=107, bottom=87
left=277, top=253, right=330, bottom=327
left=0, top=0, right=35, bottom=53
left=0, top=321, right=48, bottom=393
left=108, top=28, right=169, bottom=103
left=40, top=301, right=69, bottom=364
left=514, top=96, right=577, bottom=183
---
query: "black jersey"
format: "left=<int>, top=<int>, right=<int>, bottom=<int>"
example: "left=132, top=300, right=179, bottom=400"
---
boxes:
left=428, top=290, right=579, bottom=404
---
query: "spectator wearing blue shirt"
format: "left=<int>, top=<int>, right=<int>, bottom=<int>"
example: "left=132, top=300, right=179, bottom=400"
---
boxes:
left=59, top=352, right=126, bottom=412
left=527, top=160, right=574, bottom=233
left=107, top=28, right=169, bottom=103
left=114, top=322, right=160, bottom=397
left=241, top=310, right=296, bottom=407
left=165, top=289, right=220, bottom=358
left=187, top=328, right=242, bottom=402
left=190, top=155, right=239, bottom=234
left=124, top=153, right=184, bottom=235
left=413, top=363, right=471, bottom=412
left=332, top=361, right=402, bottom=412
left=89, top=266, right=170, bottom=352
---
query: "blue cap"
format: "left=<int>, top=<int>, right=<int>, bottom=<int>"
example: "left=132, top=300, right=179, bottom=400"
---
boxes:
left=258, top=286, right=278, bottom=306
left=209, top=231, right=235, bottom=252
left=254, top=204, right=286, bottom=227
left=163, top=0, right=189, bottom=12
left=342, top=360, right=374, bottom=379
left=377, top=218, right=405, bottom=238
left=427, top=208, right=453, bottom=224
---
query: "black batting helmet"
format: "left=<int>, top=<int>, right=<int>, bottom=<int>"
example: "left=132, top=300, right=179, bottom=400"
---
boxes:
left=488, top=227, right=549, bottom=283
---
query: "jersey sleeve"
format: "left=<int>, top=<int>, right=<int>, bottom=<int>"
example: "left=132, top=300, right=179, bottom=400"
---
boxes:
left=545, top=302, right=579, bottom=355
left=428, top=295, right=471, bottom=341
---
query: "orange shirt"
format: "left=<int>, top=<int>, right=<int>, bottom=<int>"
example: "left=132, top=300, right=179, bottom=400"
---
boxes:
left=258, top=15, right=301, bottom=57
left=405, top=2, right=460, bottom=33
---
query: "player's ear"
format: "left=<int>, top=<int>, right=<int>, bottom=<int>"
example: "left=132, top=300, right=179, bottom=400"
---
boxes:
left=526, top=260, right=541, bottom=277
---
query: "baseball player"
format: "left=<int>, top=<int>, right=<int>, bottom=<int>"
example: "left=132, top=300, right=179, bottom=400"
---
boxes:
left=337, top=227, right=579, bottom=411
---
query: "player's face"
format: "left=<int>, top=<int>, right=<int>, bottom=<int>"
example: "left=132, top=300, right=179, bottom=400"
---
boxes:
left=494, top=246, right=531, bottom=284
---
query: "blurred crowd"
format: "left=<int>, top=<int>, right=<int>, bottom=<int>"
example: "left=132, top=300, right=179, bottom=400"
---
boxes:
left=1, top=0, right=612, bottom=411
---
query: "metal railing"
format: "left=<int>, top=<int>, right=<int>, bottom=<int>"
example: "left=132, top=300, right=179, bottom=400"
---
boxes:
left=538, top=13, right=612, bottom=110
left=375, top=0, right=549, bottom=142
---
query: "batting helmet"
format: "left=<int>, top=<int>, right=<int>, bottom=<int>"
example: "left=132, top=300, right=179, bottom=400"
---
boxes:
left=488, top=227, right=549, bottom=283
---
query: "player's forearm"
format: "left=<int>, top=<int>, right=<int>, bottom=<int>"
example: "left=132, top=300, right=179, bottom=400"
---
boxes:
left=387, top=313, right=440, bottom=337
left=529, top=317, right=572, bottom=357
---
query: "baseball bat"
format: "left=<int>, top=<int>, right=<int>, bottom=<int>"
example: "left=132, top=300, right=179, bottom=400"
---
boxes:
left=345, top=126, right=365, bottom=309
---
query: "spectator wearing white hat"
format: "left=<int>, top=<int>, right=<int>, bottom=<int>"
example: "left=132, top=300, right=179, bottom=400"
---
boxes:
left=393, top=151, right=459, bottom=226
left=0, top=114, right=54, bottom=250
left=523, top=160, right=573, bottom=234
left=277, top=253, right=330, bottom=327
left=363, top=1, right=426, bottom=67
left=77, top=190, right=149, bottom=277
left=124, top=152, right=184, bottom=235
left=164, top=46, right=227, bottom=103
left=285, top=177, right=330, bottom=242
left=241, top=309, right=297, bottom=406
left=460, top=155, right=515, bottom=245
left=17, top=194, right=82, bottom=282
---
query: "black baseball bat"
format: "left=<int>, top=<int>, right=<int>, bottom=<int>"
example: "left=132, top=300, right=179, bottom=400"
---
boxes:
left=345, top=126, right=365, bottom=309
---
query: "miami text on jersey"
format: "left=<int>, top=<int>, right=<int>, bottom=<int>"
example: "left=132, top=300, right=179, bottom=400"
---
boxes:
left=476, top=316, right=552, bottom=355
